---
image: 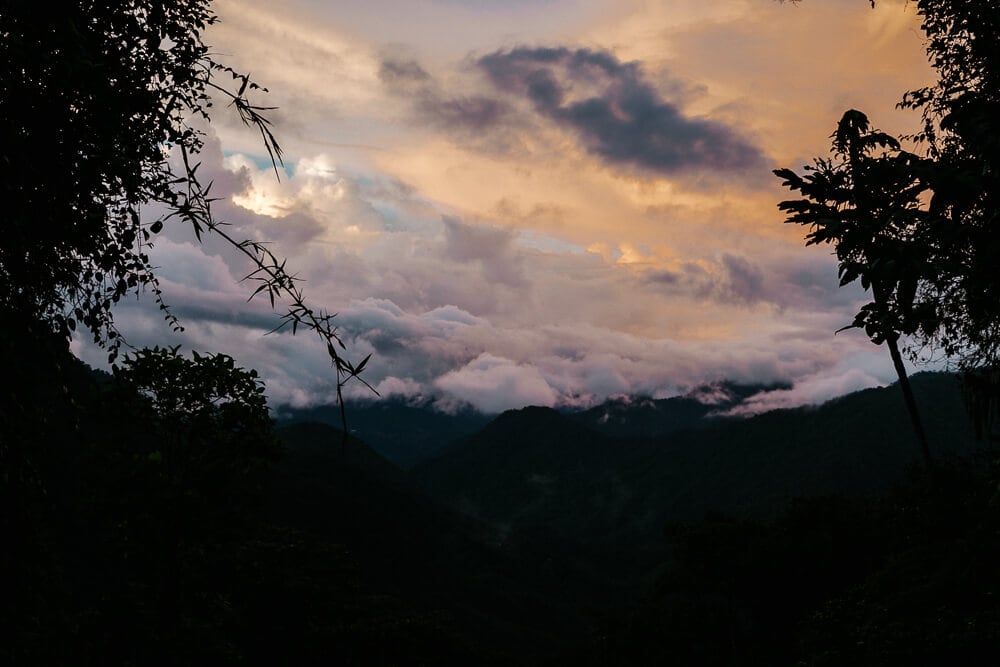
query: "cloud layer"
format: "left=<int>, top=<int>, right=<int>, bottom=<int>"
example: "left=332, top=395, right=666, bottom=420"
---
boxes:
left=72, top=135, right=908, bottom=415
left=72, top=0, right=937, bottom=418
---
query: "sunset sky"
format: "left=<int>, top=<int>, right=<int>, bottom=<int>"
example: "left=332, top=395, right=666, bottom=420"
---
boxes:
left=76, top=0, right=939, bottom=414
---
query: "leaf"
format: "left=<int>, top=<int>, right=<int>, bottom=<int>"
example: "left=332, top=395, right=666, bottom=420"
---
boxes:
left=354, top=353, right=372, bottom=375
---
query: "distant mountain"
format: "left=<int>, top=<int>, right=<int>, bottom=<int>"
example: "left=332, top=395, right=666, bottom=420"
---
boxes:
left=412, top=373, right=986, bottom=592
left=270, top=422, right=511, bottom=614
left=274, top=398, right=493, bottom=468
left=413, top=406, right=615, bottom=526
left=268, top=422, right=598, bottom=662
left=274, top=382, right=788, bottom=467
left=265, top=374, right=991, bottom=661
left=565, top=381, right=791, bottom=438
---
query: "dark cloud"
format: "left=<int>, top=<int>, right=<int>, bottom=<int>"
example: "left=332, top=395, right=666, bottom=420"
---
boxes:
left=378, top=56, right=512, bottom=134
left=720, top=253, right=764, bottom=303
left=642, top=254, right=766, bottom=305
left=646, top=269, right=681, bottom=285
left=477, top=47, right=765, bottom=174
left=442, top=215, right=526, bottom=287
left=378, top=57, right=430, bottom=84
left=415, top=94, right=509, bottom=131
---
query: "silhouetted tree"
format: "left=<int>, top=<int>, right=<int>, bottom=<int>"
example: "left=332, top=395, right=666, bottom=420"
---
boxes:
left=110, top=345, right=280, bottom=511
left=775, top=111, right=936, bottom=464
left=0, top=1, right=370, bottom=438
left=82, top=347, right=280, bottom=662
left=780, top=0, right=1000, bottom=442
left=898, top=1, right=1000, bottom=440
left=0, top=5, right=367, bottom=661
left=2, top=2, right=246, bottom=350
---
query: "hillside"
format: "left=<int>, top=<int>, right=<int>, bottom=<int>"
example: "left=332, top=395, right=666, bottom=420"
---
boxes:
left=566, top=381, right=791, bottom=438
left=266, top=422, right=596, bottom=663
left=412, top=373, right=984, bottom=593
left=276, top=399, right=492, bottom=467
left=256, top=373, right=993, bottom=662
left=19, top=357, right=997, bottom=666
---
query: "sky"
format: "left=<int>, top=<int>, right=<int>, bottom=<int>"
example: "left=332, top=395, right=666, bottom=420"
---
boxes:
left=74, top=0, right=939, bottom=414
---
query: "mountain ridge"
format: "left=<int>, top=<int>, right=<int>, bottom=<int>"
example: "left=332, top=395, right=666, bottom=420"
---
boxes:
left=409, top=372, right=983, bottom=596
left=276, top=380, right=800, bottom=466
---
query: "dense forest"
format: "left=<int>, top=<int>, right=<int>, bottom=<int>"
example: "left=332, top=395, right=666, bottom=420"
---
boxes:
left=4, top=1, right=1000, bottom=664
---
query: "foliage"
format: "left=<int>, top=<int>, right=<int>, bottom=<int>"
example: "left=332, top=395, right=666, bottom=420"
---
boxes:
left=772, top=0, right=1000, bottom=447
left=0, top=1, right=369, bottom=423
left=0, top=6, right=370, bottom=660
left=5, top=352, right=478, bottom=665
left=898, top=0, right=1000, bottom=438
left=777, top=0, right=1000, bottom=439
left=894, top=1, right=1000, bottom=371
left=774, top=111, right=936, bottom=346
left=3, top=1, right=223, bottom=349
left=775, top=110, right=937, bottom=461
left=108, top=346, right=280, bottom=505
left=564, top=460, right=1000, bottom=666
left=72, top=349, right=281, bottom=664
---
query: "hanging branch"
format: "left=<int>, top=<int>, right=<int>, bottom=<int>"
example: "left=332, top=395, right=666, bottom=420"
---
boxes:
left=155, top=64, right=377, bottom=447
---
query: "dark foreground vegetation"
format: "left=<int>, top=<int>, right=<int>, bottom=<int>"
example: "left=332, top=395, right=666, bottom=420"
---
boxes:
left=569, top=464, right=1000, bottom=666
left=7, top=340, right=1000, bottom=665
left=5, top=341, right=481, bottom=665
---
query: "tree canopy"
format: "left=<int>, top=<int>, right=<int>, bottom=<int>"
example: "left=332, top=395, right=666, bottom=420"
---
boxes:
left=775, top=0, right=1000, bottom=441
left=899, top=1, right=1000, bottom=373
left=0, top=1, right=370, bottom=439
left=3, top=1, right=230, bottom=348
left=0, top=5, right=367, bottom=661
left=774, top=110, right=936, bottom=462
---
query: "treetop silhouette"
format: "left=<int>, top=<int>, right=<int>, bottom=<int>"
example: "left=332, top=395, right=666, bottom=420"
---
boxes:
left=0, top=1, right=371, bottom=434
left=776, top=0, right=1000, bottom=444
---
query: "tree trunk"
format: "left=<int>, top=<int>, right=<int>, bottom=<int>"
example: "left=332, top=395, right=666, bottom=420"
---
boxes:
left=885, top=334, right=934, bottom=466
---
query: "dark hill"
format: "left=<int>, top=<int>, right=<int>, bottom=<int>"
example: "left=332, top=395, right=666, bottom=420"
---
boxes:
left=630, top=372, right=981, bottom=520
left=412, top=373, right=986, bottom=595
left=270, top=422, right=467, bottom=564
left=268, top=421, right=594, bottom=662
left=414, top=406, right=628, bottom=528
left=567, top=381, right=791, bottom=438
left=275, top=398, right=492, bottom=467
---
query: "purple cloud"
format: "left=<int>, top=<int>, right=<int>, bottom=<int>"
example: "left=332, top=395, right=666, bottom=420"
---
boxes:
left=477, top=47, right=766, bottom=175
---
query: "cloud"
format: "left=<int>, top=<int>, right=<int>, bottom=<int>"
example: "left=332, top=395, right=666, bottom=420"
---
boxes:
left=68, top=123, right=906, bottom=416
left=416, top=94, right=512, bottom=133
left=631, top=251, right=771, bottom=307
left=374, top=375, right=425, bottom=399
left=476, top=46, right=766, bottom=175
left=377, top=54, right=520, bottom=153
left=720, top=367, right=888, bottom=417
left=719, top=253, right=765, bottom=304
left=441, top=215, right=526, bottom=287
left=434, top=353, right=558, bottom=413
left=378, top=57, right=430, bottom=84
left=139, top=0, right=940, bottom=420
